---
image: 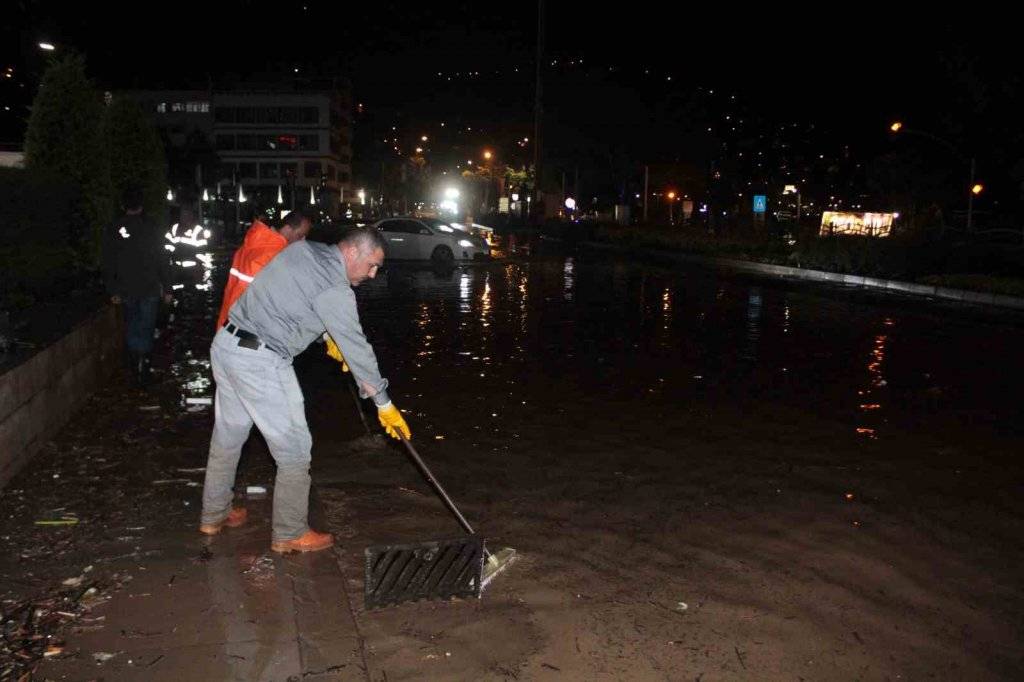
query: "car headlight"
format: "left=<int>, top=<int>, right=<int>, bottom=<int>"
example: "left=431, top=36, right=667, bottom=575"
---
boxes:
left=458, top=239, right=473, bottom=248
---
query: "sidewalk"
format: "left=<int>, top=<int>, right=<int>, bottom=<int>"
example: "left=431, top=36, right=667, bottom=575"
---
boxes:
left=0, top=295, right=367, bottom=681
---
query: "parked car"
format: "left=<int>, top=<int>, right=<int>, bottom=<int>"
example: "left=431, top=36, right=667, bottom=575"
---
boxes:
left=374, top=217, right=490, bottom=262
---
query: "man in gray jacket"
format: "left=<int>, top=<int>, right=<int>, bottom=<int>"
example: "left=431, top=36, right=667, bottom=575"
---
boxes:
left=199, top=226, right=410, bottom=553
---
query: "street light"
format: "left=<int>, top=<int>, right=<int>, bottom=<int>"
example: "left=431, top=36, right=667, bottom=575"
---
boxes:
left=889, top=121, right=981, bottom=232
left=442, top=186, right=461, bottom=214
left=483, top=150, right=493, bottom=161
left=38, top=42, right=55, bottom=51
left=666, top=191, right=677, bottom=224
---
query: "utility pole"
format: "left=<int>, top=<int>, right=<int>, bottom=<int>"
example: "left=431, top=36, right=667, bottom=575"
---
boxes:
left=532, top=0, right=544, bottom=222
left=643, top=165, right=649, bottom=222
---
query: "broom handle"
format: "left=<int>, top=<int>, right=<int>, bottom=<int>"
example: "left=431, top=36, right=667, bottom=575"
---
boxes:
left=346, top=376, right=373, bottom=436
left=396, top=430, right=477, bottom=536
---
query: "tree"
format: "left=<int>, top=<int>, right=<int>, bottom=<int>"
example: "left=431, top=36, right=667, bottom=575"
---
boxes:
left=461, top=164, right=497, bottom=216
left=166, top=128, right=219, bottom=208
left=505, top=165, right=535, bottom=196
left=866, top=149, right=956, bottom=233
left=23, top=53, right=112, bottom=265
left=103, top=96, right=167, bottom=219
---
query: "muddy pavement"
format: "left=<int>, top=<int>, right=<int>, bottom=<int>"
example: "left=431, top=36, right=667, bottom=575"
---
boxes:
left=2, top=240, right=1022, bottom=680
left=310, top=245, right=1024, bottom=680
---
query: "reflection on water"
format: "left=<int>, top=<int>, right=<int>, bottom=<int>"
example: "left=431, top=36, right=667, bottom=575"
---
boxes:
left=564, top=257, right=575, bottom=302
left=480, top=274, right=492, bottom=331
left=854, top=317, right=893, bottom=439
left=742, top=288, right=763, bottom=362
left=361, top=252, right=1024, bottom=449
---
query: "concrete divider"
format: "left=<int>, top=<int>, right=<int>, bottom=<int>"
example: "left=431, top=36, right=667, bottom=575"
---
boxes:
left=0, top=305, right=122, bottom=487
left=580, top=241, right=1024, bottom=310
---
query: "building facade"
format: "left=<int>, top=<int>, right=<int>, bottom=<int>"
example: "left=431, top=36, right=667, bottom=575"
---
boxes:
left=124, top=83, right=352, bottom=218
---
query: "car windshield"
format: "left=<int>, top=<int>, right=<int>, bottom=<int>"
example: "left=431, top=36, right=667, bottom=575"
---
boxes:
left=420, top=218, right=459, bottom=233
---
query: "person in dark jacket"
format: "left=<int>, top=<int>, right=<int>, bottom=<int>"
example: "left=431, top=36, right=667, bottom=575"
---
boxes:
left=102, top=186, right=173, bottom=386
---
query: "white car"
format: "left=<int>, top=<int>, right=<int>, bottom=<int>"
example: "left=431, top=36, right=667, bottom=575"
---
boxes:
left=374, top=217, right=490, bottom=262
left=449, top=221, right=495, bottom=242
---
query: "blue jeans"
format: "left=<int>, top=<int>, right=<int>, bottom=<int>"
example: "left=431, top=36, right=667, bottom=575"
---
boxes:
left=122, top=296, right=159, bottom=355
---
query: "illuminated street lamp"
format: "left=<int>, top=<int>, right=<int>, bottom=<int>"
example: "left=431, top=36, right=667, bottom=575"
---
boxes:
left=889, top=121, right=981, bottom=231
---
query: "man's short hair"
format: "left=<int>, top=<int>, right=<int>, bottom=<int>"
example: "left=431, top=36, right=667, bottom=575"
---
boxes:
left=340, top=225, right=386, bottom=253
left=281, top=209, right=311, bottom=230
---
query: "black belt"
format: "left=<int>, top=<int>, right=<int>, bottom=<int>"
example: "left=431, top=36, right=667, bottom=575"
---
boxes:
left=224, top=322, right=280, bottom=354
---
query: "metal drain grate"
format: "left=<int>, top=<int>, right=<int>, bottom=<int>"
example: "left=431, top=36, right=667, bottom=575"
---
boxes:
left=364, top=536, right=485, bottom=609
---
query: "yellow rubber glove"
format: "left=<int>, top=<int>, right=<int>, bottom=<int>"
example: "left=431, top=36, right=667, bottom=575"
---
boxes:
left=324, top=334, right=349, bottom=372
left=377, top=402, right=411, bottom=440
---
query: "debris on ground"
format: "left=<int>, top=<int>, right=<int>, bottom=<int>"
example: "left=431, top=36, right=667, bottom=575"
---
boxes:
left=0, top=577, right=123, bottom=679
left=33, top=519, right=79, bottom=527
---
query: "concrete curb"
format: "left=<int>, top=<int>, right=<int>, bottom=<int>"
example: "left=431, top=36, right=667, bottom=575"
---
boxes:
left=580, top=241, right=1024, bottom=310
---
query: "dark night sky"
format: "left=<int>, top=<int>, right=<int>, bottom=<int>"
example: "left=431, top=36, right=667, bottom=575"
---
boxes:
left=4, top=2, right=1022, bottom=197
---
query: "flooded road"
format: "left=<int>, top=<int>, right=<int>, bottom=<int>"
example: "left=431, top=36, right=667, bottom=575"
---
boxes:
left=341, top=242, right=1024, bottom=455
left=304, top=241, right=1024, bottom=680
left=7, top=237, right=1022, bottom=680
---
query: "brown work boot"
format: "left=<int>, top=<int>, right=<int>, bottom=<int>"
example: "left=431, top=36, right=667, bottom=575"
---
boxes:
left=198, top=507, right=248, bottom=535
left=270, top=530, right=334, bottom=554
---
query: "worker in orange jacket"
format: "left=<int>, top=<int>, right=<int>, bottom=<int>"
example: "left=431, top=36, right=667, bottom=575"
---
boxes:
left=217, top=209, right=353, bottom=373
left=216, top=210, right=312, bottom=329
